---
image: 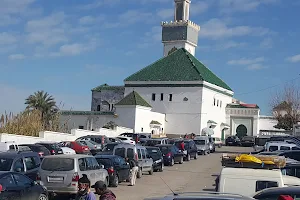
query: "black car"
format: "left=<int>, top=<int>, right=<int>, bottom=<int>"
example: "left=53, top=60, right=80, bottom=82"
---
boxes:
left=94, top=155, right=130, bottom=187
left=35, top=142, right=63, bottom=155
left=146, top=146, right=164, bottom=172
left=253, top=186, right=300, bottom=200
left=241, top=136, right=255, bottom=147
left=18, top=144, right=51, bottom=159
left=156, top=144, right=184, bottom=166
left=174, top=139, right=198, bottom=161
left=0, top=172, right=48, bottom=200
left=0, top=151, right=41, bottom=181
left=96, top=142, right=120, bottom=155
left=225, top=136, right=241, bottom=146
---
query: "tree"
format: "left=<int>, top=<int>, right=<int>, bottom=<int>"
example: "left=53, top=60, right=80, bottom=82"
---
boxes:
left=271, top=84, right=300, bottom=131
left=25, top=91, right=58, bottom=127
left=103, top=121, right=117, bottom=129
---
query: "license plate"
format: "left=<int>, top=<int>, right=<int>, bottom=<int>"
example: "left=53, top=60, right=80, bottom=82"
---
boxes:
left=48, top=177, right=63, bottom=182
left=58, top=151, right=62, bottom=153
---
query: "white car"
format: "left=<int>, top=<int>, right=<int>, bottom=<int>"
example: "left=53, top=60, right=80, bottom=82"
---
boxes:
left=116, top=136, right=136, bottom=145
left=60, top=147, right=76, bottom=154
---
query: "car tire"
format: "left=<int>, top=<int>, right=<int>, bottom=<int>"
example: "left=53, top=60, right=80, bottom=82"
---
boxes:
left=149, top=167, right=154, bottom=175
left=194, top=153, right=198, bottom=159
left=111, top=175, right=119, bottom=187
left=204, top=151, right=207, bottom=155
left=137, top=168, right=142, bottom=178
left=179, top=157, right=183, bottom=164
left=170, top=158, right=175, bottom=166
left=38, top=193, right=48, bottom=200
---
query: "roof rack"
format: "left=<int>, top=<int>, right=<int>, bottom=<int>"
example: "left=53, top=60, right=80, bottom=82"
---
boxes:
left=222, top=153, right=286, bottom=169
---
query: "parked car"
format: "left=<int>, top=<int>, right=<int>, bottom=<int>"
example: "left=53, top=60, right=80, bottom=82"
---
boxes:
left=146, top=146, right=164, bottom=172
left=116, top=136, right=136, bottom=145
left=208, top=137, right=216, bottom=153
left=98, top=142, right=120, bottom=155
left=144, top=138, right=169, bottom=146
left=241, top=136, right=255, bottom=147
left=0, top=151, right=41, bottom=181
left=18, top=144, right=51, bottom=159
left=76, top=135, right=109, bottom=149
left=77, top=140, right=102, bottom=155
left=113, top=143, right=154, bottom=178
left=265, top=142, right=300, bottom=152
left=59, top=141, right=90, bottom=154
left=253, top=186, right=300, bottom=200
left=194, top=136, right=210, bottom=155
left=108, top=137, right=123, bottom=143
left=225, top=136, right=241, bottom=146
left=35, top=142, right=63, bottom=155
left=0, top=172, right=48, bottom=200
left=38, top=154, right=109, bottom=197
left=0, top=141, right=19, bottom=152
left=174, top=139, right=198, bottom=161
left=95, top=154, right=130, bottom=187
left=212, top=137, right=223, bottom=148
left=156, top=144, right=184, bottom=166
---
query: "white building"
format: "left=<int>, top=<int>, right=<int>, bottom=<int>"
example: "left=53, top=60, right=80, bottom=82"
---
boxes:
left=60, top=0, right=284, bottom=140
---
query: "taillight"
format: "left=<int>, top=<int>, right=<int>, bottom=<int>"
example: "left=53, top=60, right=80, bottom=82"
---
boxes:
left=107, top=167, right=114, bottom=174
left=38, top=152, right=44, bottom=157
left=135, top=153, right=138, bottom=160
left=166, top=153, right=171, bottom=157
left=36, top=173, right=41, bottom=181
left=72, top=172, right=79, bottom=182
left=51, top=150, right=55, bottom=154
left=94, top=145, right=97, bottom=149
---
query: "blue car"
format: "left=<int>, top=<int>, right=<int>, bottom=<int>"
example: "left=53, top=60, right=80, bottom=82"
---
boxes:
left=156, top=144, right=184, bottom=166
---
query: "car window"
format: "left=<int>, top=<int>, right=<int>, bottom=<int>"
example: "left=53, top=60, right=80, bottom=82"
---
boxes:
left=115, top=147, right=126, bottom=158
left=141, top=149, right=146, bottom=159
left=85, top=157, right=95, bottom=170
left=41, top=158, right=74, bottom=171
left=255, top=181, right=278, bottom=192
left=78, top=158, right=86, bottom=171
left=280, top=146, right=291, bottom=151
left=13, top=158, right=25, bottom=172
left=24, top=157, right=37, bottom=170
left=269, top=146, right=278, bottom=152
left=13, top=173, right=32, bottom=187
left=292, top=147, right=300, bottom=150
left=9, top=145, right=17, bottom=150
left=0, top=158, right=13, bottom=171
left=137, top=149, right=142, bottom=159
left=96, top=158, right=112, bottom=168
left=0, top=174, right=16, bottom=188
left=127, top=148, right=134, bottom=159
left=118, top=157, right=126, bottom=165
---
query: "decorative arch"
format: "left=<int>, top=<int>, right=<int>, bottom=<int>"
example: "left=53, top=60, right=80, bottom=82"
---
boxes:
left=236, top=124, right=247, bottom=138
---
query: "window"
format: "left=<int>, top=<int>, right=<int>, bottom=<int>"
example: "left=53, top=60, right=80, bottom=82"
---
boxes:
left=9, top=145, right=17, bottom=150
left=86, top=157, right=99, bottom=170
left=169, top=94, right=173, bottom=101
left=24, top=157, right=36, bottom=170
left=111, top=104, right=114, bottom=111
left=137, top=149, right=142, bottom=159
left=41, top=158, right=74, bottom=171
left=0, top=158, right=13, bottom=171
left=160, top=93, right=164, bottom=101
left=217, top=100, right=219, bottom=106
left=13, top=173, right=32, bottom=187
left=141, top=149, right=146, bottom=159
left=255, top=181, right=278, bottom=192
left=152, top=93, right=156, bottom=101
left=280, top=146, right=291, bottom=151
left=78, top=158, right=86, bottom=171
left=269, top=146, right=278, bottom=151
left=13, top=158, right=25, bottom=172
left=79, top=126, right=84, bottom=129
left=97, top=105, right=100, bottom=111
left=292, top=146, right=300, bottom=150
left=115, top=147, right=126, bottom=158
left=214, top=98, right=216, bottom=106
left=141, top=128, right=143, bottom=132
left=127, top=148, right=134, bottom=159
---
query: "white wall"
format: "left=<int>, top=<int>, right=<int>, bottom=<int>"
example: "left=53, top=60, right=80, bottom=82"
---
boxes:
left=114, top=106, right=136, bottom=129
left=200, top=83, right=233, bottom=138
left=259, top=116, right=279, bottom=131
left=163, top=42, right=196, bottom=57
left=0, top=127, right=133, bottom=144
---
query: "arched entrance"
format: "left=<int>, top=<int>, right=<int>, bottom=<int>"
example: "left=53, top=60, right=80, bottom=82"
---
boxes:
left=236, top=124, right=247, bottom=138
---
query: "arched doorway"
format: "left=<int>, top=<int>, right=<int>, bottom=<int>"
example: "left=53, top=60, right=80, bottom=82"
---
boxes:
left=236, top=124, right=247, bottom=138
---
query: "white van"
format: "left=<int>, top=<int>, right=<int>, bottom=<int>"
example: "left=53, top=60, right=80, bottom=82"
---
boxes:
left=218, top=167, right=300, bottom=197
left=265, top=142, right=300, bottom=152
left=0, top=141, right=19, bottom=152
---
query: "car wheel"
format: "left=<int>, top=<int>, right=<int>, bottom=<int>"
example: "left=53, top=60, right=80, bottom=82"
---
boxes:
left=137, top=168, right=142, bottom=178
left=194, top=153, right=198, bottom=159
left=105, top=177, right=109, bottom=186
left=111, top=175, right=119, bottom=187
left=179, top=157, right=183, bottom=164
left=170, top=158, right=175, bottom=166
left=218, top=144, right=222, bottom=148
left=149, top=167, right=154, bottom=175
left=38, top=194, right=48, bottom=200
left=187, top=154, right=191, bottom=161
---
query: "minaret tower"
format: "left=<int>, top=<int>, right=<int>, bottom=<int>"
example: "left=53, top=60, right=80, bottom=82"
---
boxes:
left=161, top=0, right=200, bottom=57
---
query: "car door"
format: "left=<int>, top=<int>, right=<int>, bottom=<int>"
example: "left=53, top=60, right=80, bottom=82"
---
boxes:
left=82, top=157, right=96, bottom=184
left=144, top=149, right=152, bottom=169
left=12, top=173, right=39, bottom=200
left=0, top=173, right=21, bottom=200
left=12, top=158, right=25, bottom=174
left=115, top=157, right=129, bottom=180
left=90, top=157, right=105, bottom=184
left=23, top=156, right=39, bottom=181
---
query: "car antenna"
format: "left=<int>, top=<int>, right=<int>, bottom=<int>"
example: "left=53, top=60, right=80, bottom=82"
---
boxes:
left=159, top=176, right=178, bottom=196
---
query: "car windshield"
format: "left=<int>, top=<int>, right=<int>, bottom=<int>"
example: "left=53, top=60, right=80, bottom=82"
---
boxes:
left=105, top=143, right=118, bottom=151
left=41, top=158, right=74, bottom=171
left=0, top=158, right=13, bottom=171
left=145, top=140, right=161, bottom=146
left=159, top=146, right=171, bottom=154
left=147, top=148, right=162, bottom=159
left=194, top=140, right=205, bottom=145
left=96, top=158, right=112, bottom=169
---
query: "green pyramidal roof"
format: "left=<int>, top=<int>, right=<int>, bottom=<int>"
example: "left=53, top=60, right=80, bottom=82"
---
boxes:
left=124, top=48, right=232, bottom=91
left=116, top=91, right=152, bottom=108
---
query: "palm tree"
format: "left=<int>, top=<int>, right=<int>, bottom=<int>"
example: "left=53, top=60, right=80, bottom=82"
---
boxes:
left=25, top=91, right=58, bottom=127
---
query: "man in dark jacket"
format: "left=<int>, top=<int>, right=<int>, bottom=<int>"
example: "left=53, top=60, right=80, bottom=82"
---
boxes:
left=92, top=181, right=116, bottom=200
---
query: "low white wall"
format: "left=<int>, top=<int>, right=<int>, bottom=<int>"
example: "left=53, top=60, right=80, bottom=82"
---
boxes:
left=0, top=126, right=133, bottom=144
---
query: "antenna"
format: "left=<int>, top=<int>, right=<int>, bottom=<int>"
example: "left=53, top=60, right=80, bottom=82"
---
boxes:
left=159, top=176, right=178, bottom=196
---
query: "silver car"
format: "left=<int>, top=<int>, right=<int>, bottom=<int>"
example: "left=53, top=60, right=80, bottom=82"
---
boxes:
left=77, top=140, right=102, bottom=155
left=38, top=154, right=109, bottom=195
left=194, top=136, right=210, bottom=155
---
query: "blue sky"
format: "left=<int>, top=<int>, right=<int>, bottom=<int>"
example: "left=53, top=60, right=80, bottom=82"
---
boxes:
left=0, top=0, right=300, bottom=115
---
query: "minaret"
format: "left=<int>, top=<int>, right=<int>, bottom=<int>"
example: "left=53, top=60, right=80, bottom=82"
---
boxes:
left=161, top=0, right=200, bottom=57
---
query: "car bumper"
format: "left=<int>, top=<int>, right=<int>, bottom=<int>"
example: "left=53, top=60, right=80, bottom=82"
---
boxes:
left=153, top=159, right=163, bottom=169
left=45, top=185, right=78, bottom=194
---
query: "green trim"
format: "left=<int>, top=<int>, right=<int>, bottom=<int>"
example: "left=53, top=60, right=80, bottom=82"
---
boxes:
left=92, top=83, right=124, bottom=92
left=125, top=83, right=233, bottom=97
left=60, top=110, right=114, bottom=116
left=207, top=120, right=217, bottom=124
left=115, top=91, right=152, bottom=108
left=150, top=120, right=162, bottom=125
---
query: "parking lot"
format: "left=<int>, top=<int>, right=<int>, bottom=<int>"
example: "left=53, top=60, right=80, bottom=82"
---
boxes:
left=103, top=146, right=253, bottom=200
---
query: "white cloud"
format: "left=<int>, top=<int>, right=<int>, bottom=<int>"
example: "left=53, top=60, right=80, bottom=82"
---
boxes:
left=79, top=15, right=105, bottom=25
left=228, top=57, right=265, bottom=65
left=200, top=18, right=270, bottom=39
left=157, top=9, right=173, bottom=20
left=260, top=38, right=273, bottom=49
left=219, top=0, right=279, bottom=13
left=247, top=63, right=267, bottom=70
left=215, top=41, right=247, bottom=50
left=79, top=0, right=121, bottom=10
left=0, top=32, right=17, bottom=45
left=286, top=54, right=300, bottom=63
left=0, top=0, right=36, bottom=15
left=191, top=1, right=209, bottom=15
left=9, top=54, right=26, bottom=60
left=0, top=15, right=20, bottom=26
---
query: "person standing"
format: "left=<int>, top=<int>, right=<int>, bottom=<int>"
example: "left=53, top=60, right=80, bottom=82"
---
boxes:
left=92, top=181, right=116, bottom=200
left=75, top=174, right=96, bottom=200
left=125, top=157, right=139, bottom=186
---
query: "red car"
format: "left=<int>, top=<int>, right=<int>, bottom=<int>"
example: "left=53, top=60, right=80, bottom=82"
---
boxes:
left=60, top=141, right=90, bottom=154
